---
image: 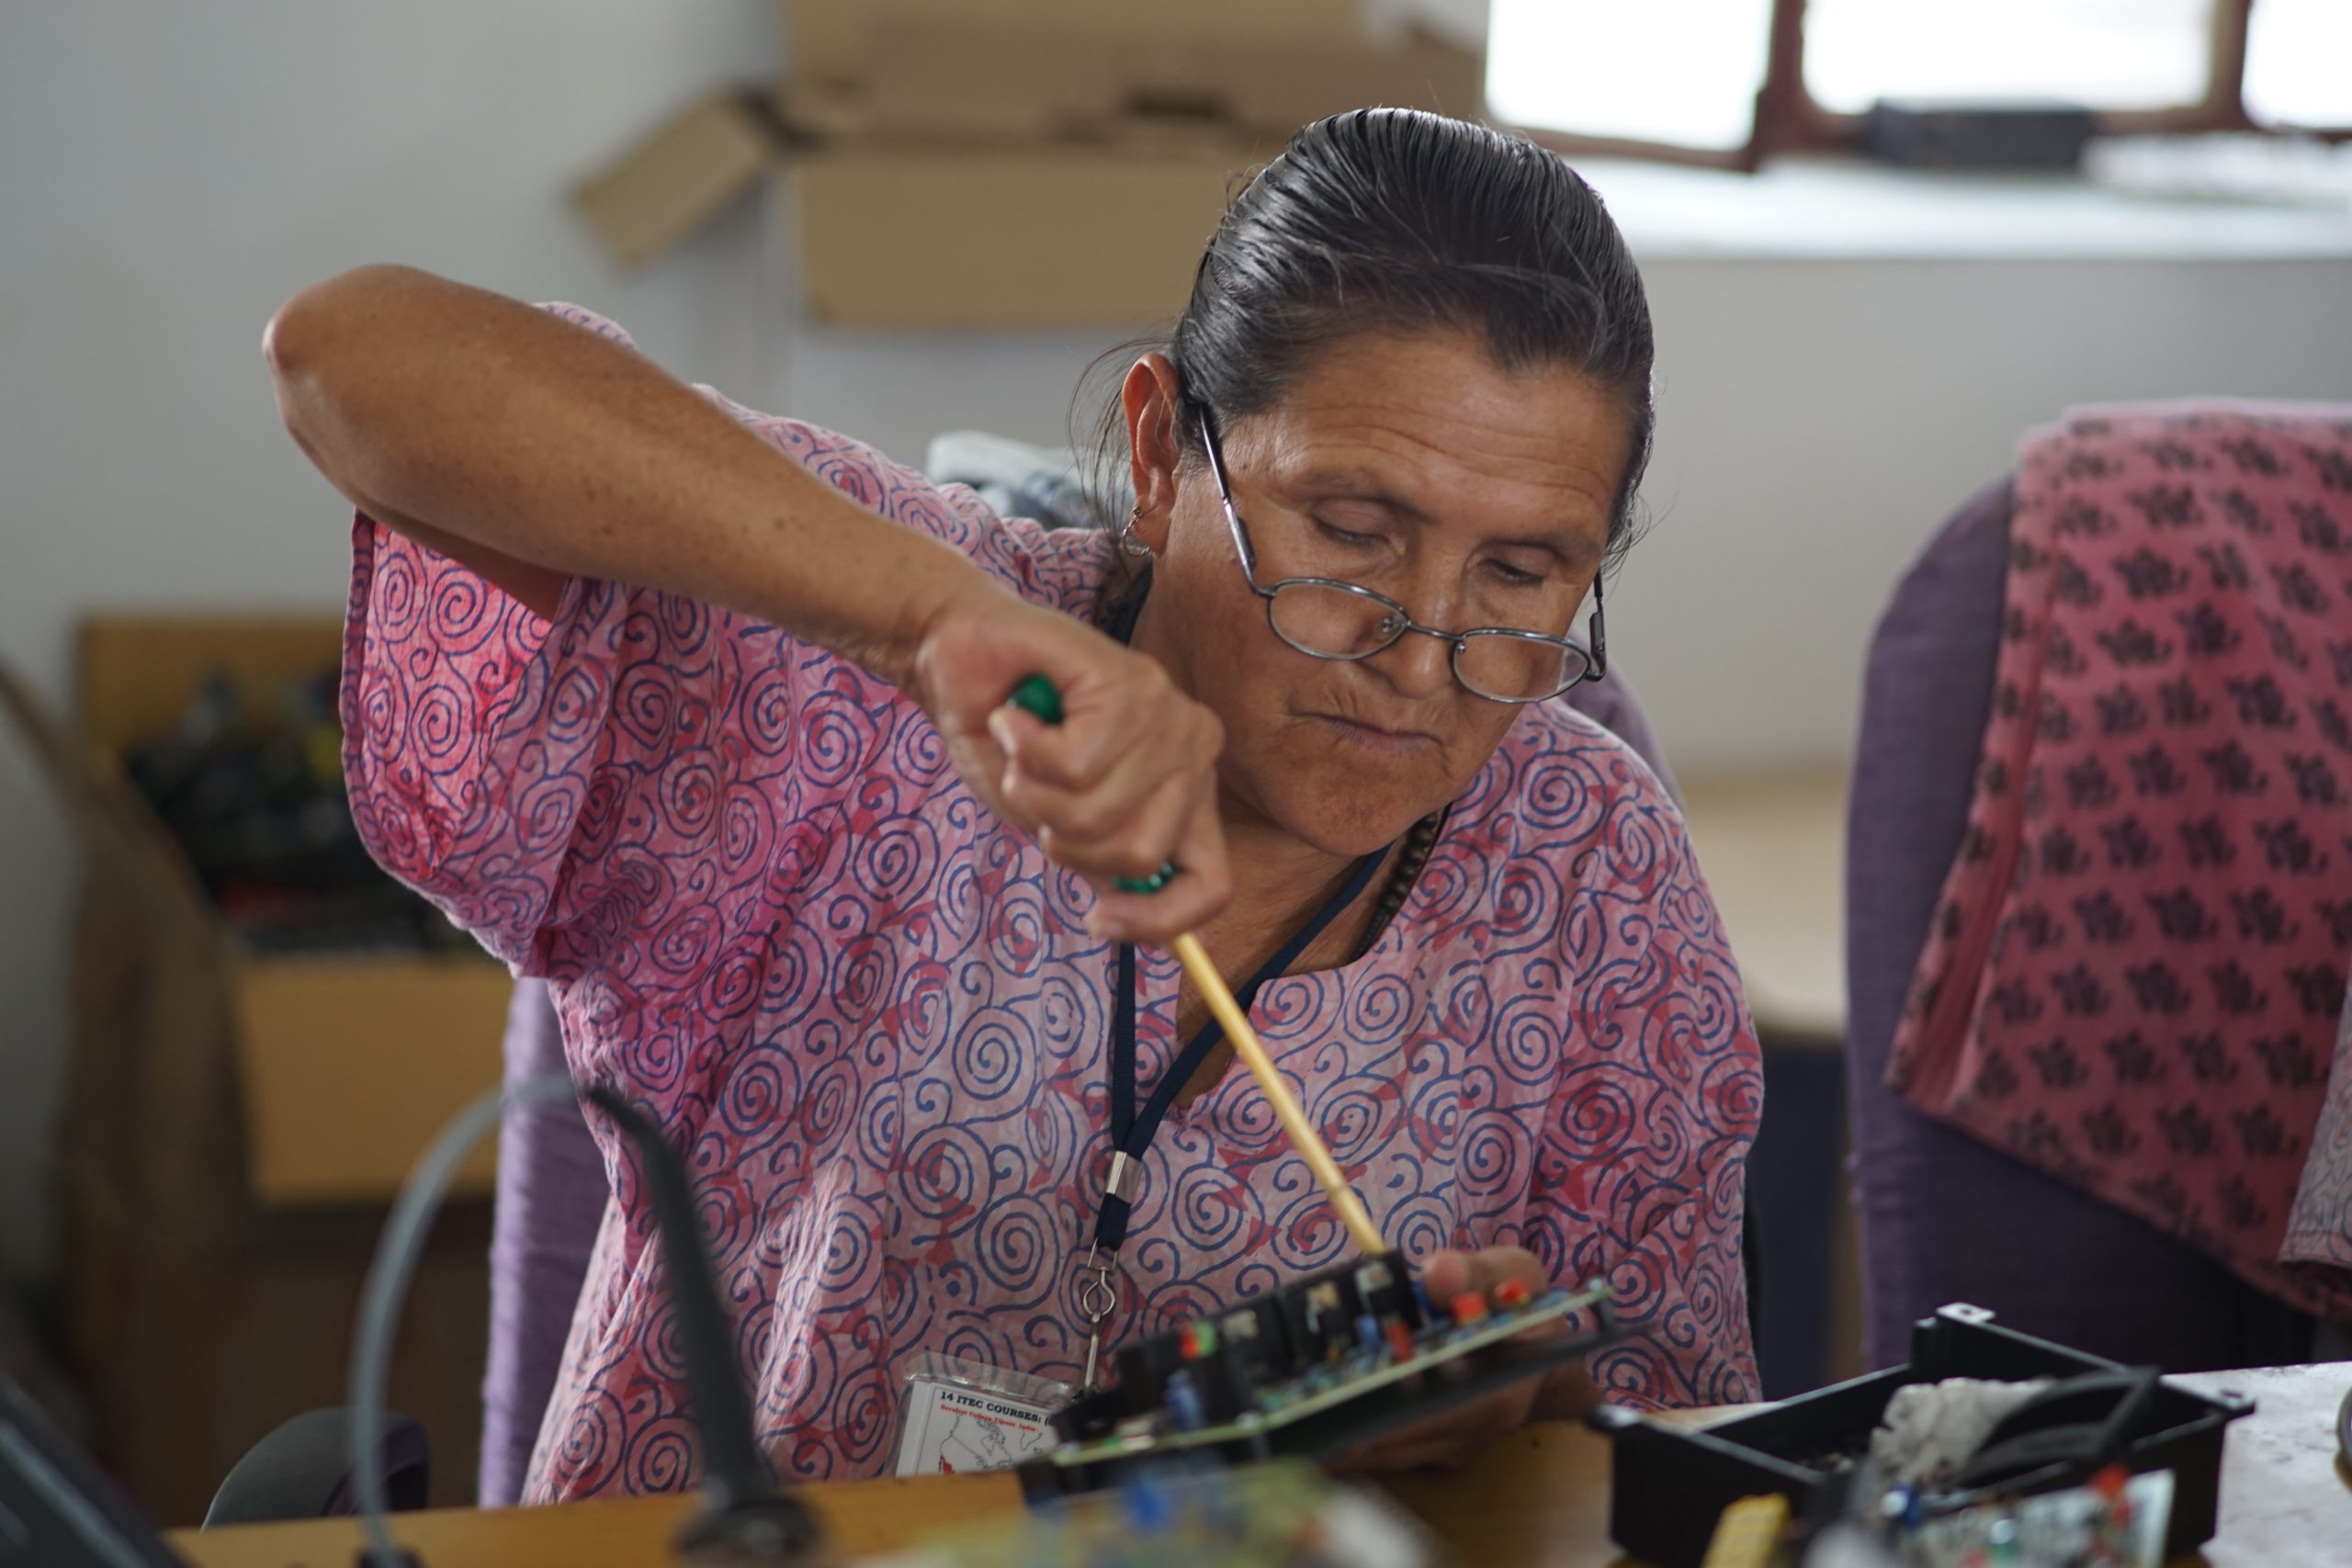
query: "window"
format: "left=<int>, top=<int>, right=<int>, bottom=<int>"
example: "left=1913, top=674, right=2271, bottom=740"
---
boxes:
left=1485, top=0, right=2350, bottom=170
left=1486, top=0, right=1775, bottom=155
left=2244, top=0, right=2352, bottom=130
left=1804, top=0, right=2213, bottom=115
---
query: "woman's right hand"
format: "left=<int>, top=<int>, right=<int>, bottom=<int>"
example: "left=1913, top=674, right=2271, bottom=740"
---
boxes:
left=909, top=587, right=1230, bottom=945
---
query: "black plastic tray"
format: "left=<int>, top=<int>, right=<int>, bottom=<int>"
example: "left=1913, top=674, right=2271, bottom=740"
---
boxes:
left=1593, top=1303, right=2255, bottom=1568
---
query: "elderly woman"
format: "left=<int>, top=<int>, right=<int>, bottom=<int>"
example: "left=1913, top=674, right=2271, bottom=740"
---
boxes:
left=266, top=108, right=1759, bottom=1498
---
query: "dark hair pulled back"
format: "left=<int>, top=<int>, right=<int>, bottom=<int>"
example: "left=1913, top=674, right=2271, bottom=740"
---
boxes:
left=1097, top=108, right=1655, bottom=566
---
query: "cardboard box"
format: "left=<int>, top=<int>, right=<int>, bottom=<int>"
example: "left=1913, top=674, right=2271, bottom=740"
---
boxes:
left=76, top=615, right=508, bottom=1206
left=781, top=0, right=1368, bottom=98
left=793, top=145, right=1249, bottom=327
left=232, top=957, right=514, bottom=1205
left=573, top=89, right=779, bottom=270
left=784, top=6, right=1483, bottom=146
left=0, top=618, right=510, bottom=1520
left=571, top=0, right=1485, bottom=327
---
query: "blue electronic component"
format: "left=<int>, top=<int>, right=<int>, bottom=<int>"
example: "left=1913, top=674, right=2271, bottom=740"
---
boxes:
left=1046, top=1258, right=1622, bottom=1489
left=1164, top=1371, right=1207, bottom=1433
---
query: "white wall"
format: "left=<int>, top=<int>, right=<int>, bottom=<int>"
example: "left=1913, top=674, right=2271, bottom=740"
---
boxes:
left=1625, top=257, right=2352, bottom=770
left=3, top=1, right=2350, bottom=1277
left=0, top=0, right=787, bottom=1278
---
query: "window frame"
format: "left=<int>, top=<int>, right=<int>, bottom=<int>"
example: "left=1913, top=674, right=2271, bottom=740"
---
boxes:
left=1502, top=0, right=2347, bottom=175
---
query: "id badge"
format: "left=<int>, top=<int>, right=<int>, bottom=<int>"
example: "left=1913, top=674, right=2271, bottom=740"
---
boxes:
left=893, top=1352, right=1075, bottom=1478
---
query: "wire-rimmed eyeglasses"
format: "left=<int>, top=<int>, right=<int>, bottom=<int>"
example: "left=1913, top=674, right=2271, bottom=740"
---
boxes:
left=1196, top=411, right=1607, bottom=705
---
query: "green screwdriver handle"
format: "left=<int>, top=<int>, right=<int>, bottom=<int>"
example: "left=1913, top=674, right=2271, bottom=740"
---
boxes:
left=1005, top=673, right=1177, bottom=895
left=1005, top=673, right=1064, bottom=727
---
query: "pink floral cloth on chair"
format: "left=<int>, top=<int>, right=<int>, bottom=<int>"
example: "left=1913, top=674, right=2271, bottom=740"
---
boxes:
left=1889, top=402, right=2352, bottom=1323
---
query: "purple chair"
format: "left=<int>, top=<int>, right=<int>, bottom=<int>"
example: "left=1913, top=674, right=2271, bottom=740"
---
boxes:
left=475, top=664, right=1686, bottom=1505
left=479, top=980, right=610, bottom=1507
left=1845, top=477, right=2312, bottom=1375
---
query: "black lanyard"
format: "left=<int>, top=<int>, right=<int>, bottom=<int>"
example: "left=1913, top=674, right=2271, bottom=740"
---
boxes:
left=1091, top=849, right=1386, bottom=1254
left=1084, top=580, right=1390, bottom=1252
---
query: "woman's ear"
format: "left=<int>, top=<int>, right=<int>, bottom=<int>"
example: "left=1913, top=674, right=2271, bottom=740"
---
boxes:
left=1121, top=352, right=1185, bottom=554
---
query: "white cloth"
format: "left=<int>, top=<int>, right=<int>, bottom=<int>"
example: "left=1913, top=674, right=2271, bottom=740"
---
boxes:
left=1869, top=1378, right=2052, bottom=1488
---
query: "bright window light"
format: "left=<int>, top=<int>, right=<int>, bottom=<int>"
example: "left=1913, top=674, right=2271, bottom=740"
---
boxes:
left=1485, top=0, right=1773, bottom=153
left=2245, top=0, right=2352, bottom=129
left=1805, top=0, right=2212, bottom=114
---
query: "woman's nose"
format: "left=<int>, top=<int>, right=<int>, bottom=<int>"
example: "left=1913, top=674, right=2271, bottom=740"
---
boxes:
left=1366, top=625, right=1456, bottom=698
left=1363, top=563, right=1468, bottom=697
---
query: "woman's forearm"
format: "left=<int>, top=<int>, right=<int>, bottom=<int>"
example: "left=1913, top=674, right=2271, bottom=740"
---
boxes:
left=263, top=265, right=1001, bottom=687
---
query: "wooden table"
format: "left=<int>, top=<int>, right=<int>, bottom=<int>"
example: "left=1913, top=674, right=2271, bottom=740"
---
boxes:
left=170, top=1471, right=1023, bottom=1568
left=167, top=1421, right=1644, bottom=1568
left=173, top=1366, right=2351, bottom=1568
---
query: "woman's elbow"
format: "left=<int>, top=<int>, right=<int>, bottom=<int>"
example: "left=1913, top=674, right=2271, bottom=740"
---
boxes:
left=262, top=264, right=424, bottom=385
left=263, top=266, right=411, bottom=488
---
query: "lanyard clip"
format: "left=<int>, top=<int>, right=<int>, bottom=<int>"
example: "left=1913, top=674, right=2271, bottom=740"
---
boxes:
left=1075, top=1242, right=1120, bottom=1393
left=1075, top=1242, right=1119, bottom=1323
left=1104, top=1150, right=1141, bottom=1205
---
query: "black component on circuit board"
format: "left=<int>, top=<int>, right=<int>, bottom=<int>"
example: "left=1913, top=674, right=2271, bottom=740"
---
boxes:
left=1027, top=1266, right=1623, bottom=1499
left=1057, top=1251, right=1425, bottom=1443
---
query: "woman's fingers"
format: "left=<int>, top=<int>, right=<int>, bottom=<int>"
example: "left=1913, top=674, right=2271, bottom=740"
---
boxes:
left=910, top=593, right=1230, bottom=934
left=1419, top=1246, right=1602, bottom=1422
left=1328, top=1246, right=1590, bottom=1475
left=986, top=645, right=1226, bottom=939
left=1003, top=659, right=1204, bottom=794
left=1083, top=772, right=1231, bottom=944
left=1001, top=727, right=1183, bottom=859
left=1001, top=722, right=1203, bottom=875
left=1419, top=1247, right=1556, bottom=1326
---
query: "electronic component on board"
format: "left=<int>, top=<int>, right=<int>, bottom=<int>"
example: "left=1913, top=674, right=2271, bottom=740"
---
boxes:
left=1030, top=1256, right=1621, bottom=1496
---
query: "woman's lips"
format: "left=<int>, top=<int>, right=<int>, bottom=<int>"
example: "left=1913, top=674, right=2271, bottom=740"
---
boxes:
left=1310, top=714, right=1440, bottom=753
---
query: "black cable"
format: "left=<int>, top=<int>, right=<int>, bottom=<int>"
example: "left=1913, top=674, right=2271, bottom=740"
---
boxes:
left=582, top=1087, right=775, bottom=1511
left=349, top=1074, right=829, bottom=1568
left=350, top=1074, right=577, bottom=1568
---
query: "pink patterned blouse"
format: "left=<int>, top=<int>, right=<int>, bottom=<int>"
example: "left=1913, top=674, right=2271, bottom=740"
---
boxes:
left=338, top=307, right=1762, bottom=1501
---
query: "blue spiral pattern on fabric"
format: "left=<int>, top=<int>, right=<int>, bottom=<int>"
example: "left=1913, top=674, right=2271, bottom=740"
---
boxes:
left=335, top=304, right=1764, bottom=1502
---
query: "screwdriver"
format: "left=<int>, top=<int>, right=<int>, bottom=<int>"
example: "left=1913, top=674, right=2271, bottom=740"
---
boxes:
left=1006, top=674, right=1386, bottom=1257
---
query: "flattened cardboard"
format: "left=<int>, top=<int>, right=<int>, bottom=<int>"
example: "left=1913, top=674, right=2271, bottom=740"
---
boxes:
left=781, top=0, right=1366, bottom=95
left=1217, top=29, right=1483, bottom=130
left=852, top=24, right=1125, bottom=144
left=569, top=0, right=1486, bottom=320
left=782, top=5, right=1481, bottom=147
left=793, top=145, right=1251, bottom=327
left=572, top=89, right=775, bottom=269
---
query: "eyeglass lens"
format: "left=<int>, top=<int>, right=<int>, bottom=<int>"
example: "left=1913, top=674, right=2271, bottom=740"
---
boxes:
left=1265, top=581, right=1590, bottom=702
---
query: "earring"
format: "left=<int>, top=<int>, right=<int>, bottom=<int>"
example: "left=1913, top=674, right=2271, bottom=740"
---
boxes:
left=1117, top=505, right=1153, bottom=558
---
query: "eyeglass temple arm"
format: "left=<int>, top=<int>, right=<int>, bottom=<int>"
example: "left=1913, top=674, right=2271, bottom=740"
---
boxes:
left=1586, top=570, right=1607, bottom=679
left=1196, top=413, right=1264, bottom=584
